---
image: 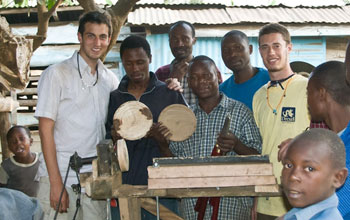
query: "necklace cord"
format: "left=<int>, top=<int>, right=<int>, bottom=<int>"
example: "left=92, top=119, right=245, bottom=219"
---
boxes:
left=266, top=75, right=294, bottom=115
left=77, top=52, right=98, bottom=87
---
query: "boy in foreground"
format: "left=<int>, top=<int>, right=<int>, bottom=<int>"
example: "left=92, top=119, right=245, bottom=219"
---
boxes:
left=280, top=128, right=348, bottom=219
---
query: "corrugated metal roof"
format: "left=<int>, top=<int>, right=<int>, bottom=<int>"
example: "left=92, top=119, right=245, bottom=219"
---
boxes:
left=129, top=6, right=231, bottom=25
left=128, top=4, right=350, bottom=26
left=226, top=5, right=350, bottom=24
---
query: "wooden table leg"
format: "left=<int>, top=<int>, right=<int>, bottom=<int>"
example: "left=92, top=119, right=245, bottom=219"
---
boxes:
left=118, top=197, right=141, bottom=220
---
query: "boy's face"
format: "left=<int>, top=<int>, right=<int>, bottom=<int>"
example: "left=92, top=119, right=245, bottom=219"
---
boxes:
left=7, top=128, right=33, bottom=158
left=281, top=140, right=337, bottom=208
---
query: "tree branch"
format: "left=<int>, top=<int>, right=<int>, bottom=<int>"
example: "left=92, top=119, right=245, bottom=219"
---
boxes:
left=33, top=0, right=63, bottom=51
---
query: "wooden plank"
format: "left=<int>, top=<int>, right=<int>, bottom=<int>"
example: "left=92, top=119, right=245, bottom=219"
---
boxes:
left=106, top=184, right=282, bottom=199
left=148, top=163, right=273, bottom=179
left=148, top=175, right=276, bottom=189
left=140, top=198, right=183, bottom=220
left=18, top=99, right=37, bottom=107
left=118, top=198, right=141, bottom=220
left=18, top=88, right=37, bottom=95
left=153, top=155, right=269, bottom=166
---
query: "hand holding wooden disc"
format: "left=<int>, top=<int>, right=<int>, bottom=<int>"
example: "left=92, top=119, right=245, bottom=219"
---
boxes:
left=158, top=104, right=196, bottom=141
left=113, top=101, right=153, bottom=141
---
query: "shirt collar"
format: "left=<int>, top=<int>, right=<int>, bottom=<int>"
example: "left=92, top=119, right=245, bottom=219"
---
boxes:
left=192, top=92, right=229, bottom=113
left=284, top=193, right=339, bottom=220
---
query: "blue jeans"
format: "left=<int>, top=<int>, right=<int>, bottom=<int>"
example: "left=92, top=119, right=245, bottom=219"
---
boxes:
left=111, top=198, right=179, bottom=220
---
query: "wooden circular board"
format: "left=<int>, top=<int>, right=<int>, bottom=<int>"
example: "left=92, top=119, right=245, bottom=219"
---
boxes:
left=117, top=139, right=129, bottom=172
left=158, top=104, right=196, bottom=141
left=113, top=101, right=153, bottom=141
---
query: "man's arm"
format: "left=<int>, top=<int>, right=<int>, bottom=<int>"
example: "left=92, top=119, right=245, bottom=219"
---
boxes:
left=38, top=117, right=69, bottom=213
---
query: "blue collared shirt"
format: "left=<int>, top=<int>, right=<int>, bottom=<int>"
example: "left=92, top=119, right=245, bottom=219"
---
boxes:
left=284, top=193, right=343, bottom=220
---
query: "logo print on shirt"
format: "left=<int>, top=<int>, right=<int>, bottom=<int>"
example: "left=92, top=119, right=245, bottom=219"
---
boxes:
left=281, top=107, right=295, bottom=122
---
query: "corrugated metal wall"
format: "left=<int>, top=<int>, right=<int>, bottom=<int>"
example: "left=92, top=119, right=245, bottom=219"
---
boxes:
left=119, top=34, right=326, bottom=81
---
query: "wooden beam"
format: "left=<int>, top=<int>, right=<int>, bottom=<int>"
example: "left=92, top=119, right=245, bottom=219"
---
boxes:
left=148, top=163, right=273, bottom=179
left=17, top=88, right=37, bottom=95
left=18, top=99, right=37, bottom=107
left=107, top=184, right=281, bottom=199
left=152, top=155, right=269, bottom=166
left=140, top=198, right=183, bottom=220
left=118, top=198, right=141, bottom=220
left=148, top=176, right=277, bottom=189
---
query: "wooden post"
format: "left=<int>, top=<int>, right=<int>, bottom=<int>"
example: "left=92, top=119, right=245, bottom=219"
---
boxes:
left=118, top=197, right=141, bottom=220
left=0, top=90, right=12, bottom=160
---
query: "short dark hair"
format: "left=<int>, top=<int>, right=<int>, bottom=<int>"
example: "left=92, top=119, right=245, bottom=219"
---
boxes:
left=258, top=23, right=291, bottom=45
left=169, top=20, right=195, bottom=37
left=290, top=128, right=346, bottom=169
left=189, top=55, right=216, bottom=67
left=78, top=11, right=112, bottom=36
left=222, top=30, right=249, bottom=45
left=120, top=35, right=151, bottom=59
left=6, top=125, right=31, bottom=141
left=310, top=61, right=350, bottom=106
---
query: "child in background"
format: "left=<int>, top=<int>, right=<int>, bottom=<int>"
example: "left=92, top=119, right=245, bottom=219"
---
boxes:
left=0, top=125, right=39, bottom=197
left=279, top=128, right=348, bottom=220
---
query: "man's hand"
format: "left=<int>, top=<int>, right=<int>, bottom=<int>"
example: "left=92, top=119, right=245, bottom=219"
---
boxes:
left=147, top=122, right=174, bottom=157
left=216, top=131, right=238, bottom=154
left=165, top=78, right=183, bottom=92
left=277, top=138, right=292, bottom=162
left=147, top=122, right=172, bottom=143
left=170, top=59, right=189, bottom=81
left=50, top=181, right=69, bottom=213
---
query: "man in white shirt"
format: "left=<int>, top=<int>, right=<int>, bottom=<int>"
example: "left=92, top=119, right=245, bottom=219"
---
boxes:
left=35, top=11, right=119, bottom=220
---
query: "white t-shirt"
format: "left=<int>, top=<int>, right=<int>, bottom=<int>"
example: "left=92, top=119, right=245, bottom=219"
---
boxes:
left=34, top=51, right=119, bottom=187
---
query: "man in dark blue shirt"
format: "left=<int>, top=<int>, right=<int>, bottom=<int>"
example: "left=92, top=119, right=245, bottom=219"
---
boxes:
left=105, top=35, right=186, bottom=220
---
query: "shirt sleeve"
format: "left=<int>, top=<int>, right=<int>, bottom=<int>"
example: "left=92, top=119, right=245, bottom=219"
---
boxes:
left=34, top=66, right=62, bottom=121
left=0, top=165, right=9, bottom=184
left=236, top=105, right=262, bottom=154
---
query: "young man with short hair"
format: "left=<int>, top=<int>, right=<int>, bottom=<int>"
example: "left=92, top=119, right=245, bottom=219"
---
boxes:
left=35, top=11, right=119, bottom=219
left=252, top=23, right=310, bottom=219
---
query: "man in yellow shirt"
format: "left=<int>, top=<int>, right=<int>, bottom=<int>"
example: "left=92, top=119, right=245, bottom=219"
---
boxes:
left=252, top=23, right=310, bottom=219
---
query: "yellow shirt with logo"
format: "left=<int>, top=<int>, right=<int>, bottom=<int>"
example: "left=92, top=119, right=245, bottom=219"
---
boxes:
left=252, top=74, right=310, bottom=216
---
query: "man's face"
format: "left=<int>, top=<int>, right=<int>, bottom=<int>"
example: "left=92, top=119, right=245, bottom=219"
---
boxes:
left=281, top=140, right=336, bottom=208
left=169, top=24, right=196, bottom=60
left=188, top=61, right=219, bottom=100
left=259, top=33, right=291, bottom=73
left=221, top=35, right=252, bottom=73
left=122, top=47, right=151, bottom=84
left=307, top=79, right=325, bottom=122
left=78, top=22, right=110, bottom=62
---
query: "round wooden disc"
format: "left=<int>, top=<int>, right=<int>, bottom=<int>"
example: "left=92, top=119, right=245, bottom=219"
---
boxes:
left=158, top=104, right=196, bottom=141
left=117, top=139, right=129, bottom=172
left=113, top=101, right=153, bottom=141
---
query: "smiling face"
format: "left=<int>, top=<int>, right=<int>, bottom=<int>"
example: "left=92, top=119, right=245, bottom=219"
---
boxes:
left=221, top=35, right=252, bottom=73
left=122, top=47, right=151, bottom=84
left=7, top=127, right=33, bottom=159
left=259, top=33, right=292, bottom=75
left=78, top=22, right=110, bottom=65
left=281, top=139, right=337, bottom=208
left=169, top=24, right=196, bottom=61
left=188, top=60, right=219, bottom=100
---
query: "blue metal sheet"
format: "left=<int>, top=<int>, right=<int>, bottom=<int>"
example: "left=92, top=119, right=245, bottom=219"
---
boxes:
left=120, top=34, right=326, bottom=81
